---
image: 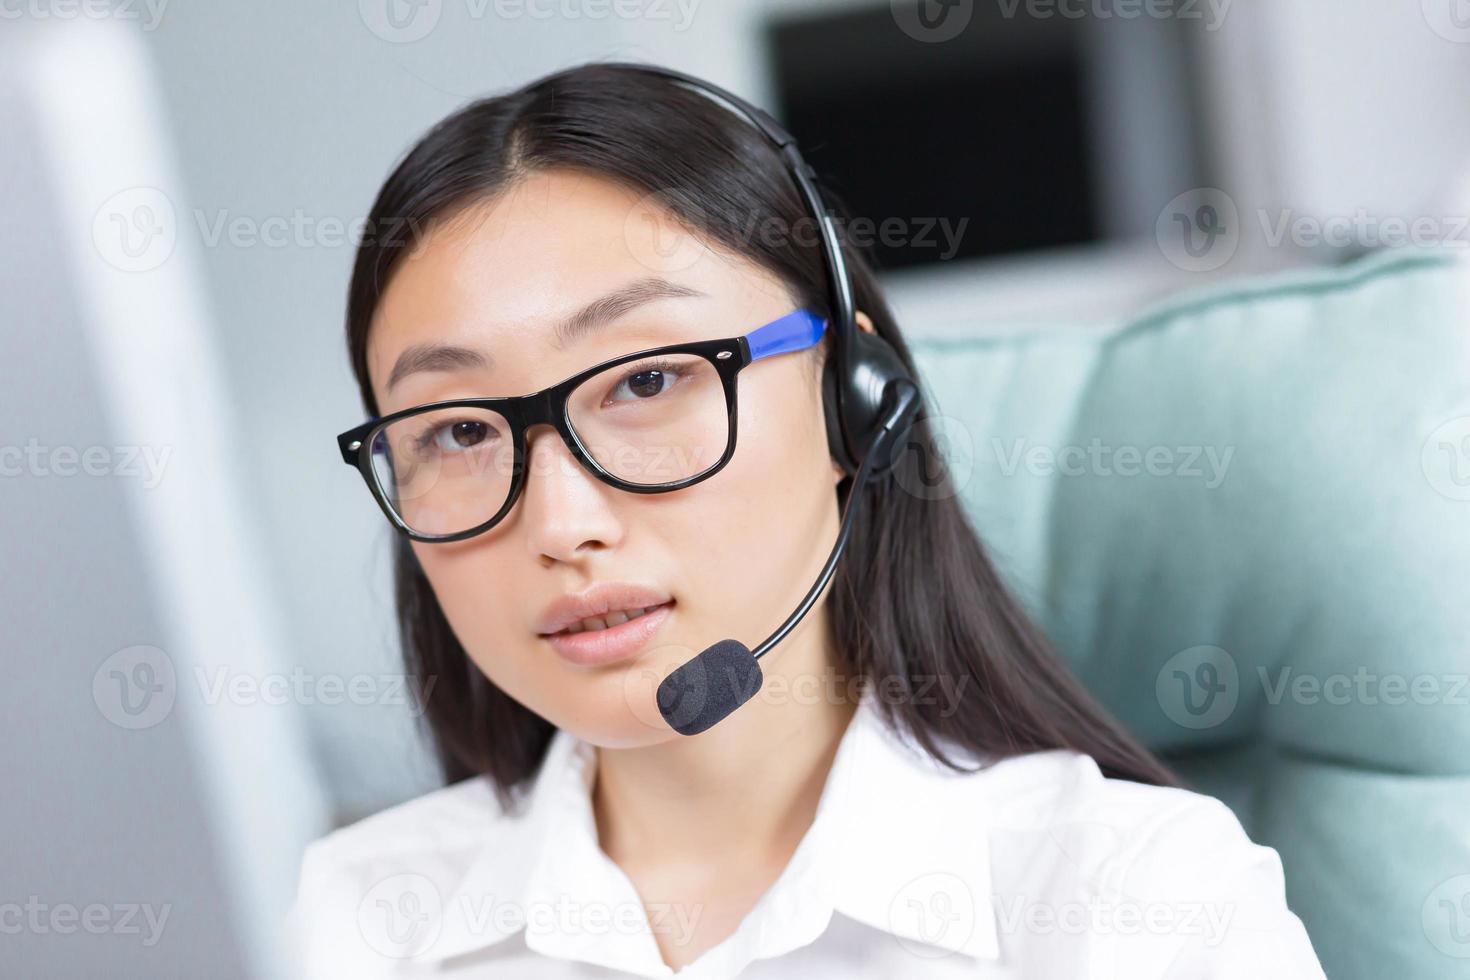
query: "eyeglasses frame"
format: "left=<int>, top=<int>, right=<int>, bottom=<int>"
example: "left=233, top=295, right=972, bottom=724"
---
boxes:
left=336, top=307, right=829, bottom=543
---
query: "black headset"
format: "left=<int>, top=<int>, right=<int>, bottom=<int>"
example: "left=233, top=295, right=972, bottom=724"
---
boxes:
left=602, top=62, right=921, bottom=483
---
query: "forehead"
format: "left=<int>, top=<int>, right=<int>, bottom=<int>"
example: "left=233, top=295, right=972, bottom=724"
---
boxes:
left=365, top=168, right=790, bottom=411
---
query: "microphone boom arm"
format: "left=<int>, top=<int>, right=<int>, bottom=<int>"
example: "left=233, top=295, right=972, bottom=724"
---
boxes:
left=751, top=380, right=919, bottom=661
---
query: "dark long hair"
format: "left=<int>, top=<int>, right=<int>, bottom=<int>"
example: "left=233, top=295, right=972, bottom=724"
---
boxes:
left=345, top=62, right=1179, bottom=811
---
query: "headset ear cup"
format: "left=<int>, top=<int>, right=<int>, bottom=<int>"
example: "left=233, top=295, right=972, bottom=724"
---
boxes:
left=821, top=351, right=859, bottom=478
left=865, top=380, right=922, bottom=478
left=842, top=330, right=919, bottom=474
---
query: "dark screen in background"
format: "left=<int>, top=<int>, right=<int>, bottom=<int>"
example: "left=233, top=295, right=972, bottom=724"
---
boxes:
left=767, top=5, right=1101, bottom=271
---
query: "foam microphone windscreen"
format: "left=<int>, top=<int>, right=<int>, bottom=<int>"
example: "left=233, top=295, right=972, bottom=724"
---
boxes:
left=656, top=639, right=763, bottom=736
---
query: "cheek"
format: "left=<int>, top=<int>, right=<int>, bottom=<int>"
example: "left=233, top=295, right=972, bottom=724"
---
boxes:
left=411, top=539, right=590, bottom=724
left=409, top=538, right=520, bottom=662
left=742, top=359, right=833, bottom=492
left=660, top=363, right=835, bottom=591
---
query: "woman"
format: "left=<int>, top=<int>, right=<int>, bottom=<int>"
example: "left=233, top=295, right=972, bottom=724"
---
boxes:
left=288, top=62, right=1327, bottom=978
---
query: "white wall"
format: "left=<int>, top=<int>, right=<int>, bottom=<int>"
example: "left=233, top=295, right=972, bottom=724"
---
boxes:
left=1192, top=0, right=1470, bottom=264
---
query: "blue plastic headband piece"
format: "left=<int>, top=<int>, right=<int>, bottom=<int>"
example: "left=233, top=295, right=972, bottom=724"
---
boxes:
left=744, top=308, right=828, bottom=361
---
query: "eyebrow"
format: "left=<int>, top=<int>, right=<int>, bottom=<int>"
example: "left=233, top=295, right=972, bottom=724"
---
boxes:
left=386, top=277, right=704, bottom=393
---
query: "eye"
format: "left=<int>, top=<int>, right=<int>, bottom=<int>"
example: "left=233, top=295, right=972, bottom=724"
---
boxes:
left=421, top=419, right=495, bottom=453
left=606, top=359, right=684, bottom=404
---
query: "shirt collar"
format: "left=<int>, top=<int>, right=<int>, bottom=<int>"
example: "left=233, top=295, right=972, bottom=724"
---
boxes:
left=425, top=690, right=1000, bottom=971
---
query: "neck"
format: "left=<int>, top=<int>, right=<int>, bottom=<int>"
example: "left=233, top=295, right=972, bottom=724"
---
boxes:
left=591, top=615, right=859, bottom=872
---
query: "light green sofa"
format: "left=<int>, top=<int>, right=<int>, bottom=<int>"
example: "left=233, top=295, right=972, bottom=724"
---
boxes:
left=909, top=248, right=1470, bottom=980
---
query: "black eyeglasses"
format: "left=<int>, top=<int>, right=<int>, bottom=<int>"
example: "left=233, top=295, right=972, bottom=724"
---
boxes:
left=336, top=308, right=828, bottom=543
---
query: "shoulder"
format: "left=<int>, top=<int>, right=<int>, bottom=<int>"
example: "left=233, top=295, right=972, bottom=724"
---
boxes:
left=284, top=776, right=517, bottom=973
left=295, top=775, right=509, bottom=885
left=872, top=714, right=1263, bottom=870
left=940, top=747, right=1325, bottom=977
left=942, top=746, right=1273, bottom=885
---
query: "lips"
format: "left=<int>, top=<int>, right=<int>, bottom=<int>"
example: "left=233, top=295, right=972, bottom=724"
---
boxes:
left=551, top=602, right=673, bottom=635
left=534, top=583, right=675, bottom=637
left=540, top=600, right=676, bottom=668
left=535, top=583, right=676, bottom=667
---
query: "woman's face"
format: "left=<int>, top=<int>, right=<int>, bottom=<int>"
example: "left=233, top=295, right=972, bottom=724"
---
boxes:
left=366, top=168, right=846, bottom=748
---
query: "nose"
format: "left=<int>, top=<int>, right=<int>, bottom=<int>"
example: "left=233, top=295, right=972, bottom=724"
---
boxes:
left=517, top=422, right=624, bottom=564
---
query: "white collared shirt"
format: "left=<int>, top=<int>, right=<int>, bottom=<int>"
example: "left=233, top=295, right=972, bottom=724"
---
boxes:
left=285, top=694, right=1328, bottom=978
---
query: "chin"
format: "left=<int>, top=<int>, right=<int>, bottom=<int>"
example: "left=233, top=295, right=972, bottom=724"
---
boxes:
left=536, top=644, right=703, bottom=747
left=546, top=705, right=682, bottom=750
